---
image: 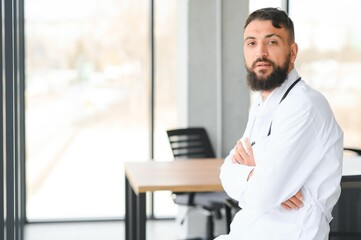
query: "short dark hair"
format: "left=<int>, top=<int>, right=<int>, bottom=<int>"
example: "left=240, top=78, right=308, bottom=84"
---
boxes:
left=244, top=7, right=295, bottom=43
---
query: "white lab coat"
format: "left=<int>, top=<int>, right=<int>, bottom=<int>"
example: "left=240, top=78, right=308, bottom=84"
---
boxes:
left=216, top=69, right=343, bottom=240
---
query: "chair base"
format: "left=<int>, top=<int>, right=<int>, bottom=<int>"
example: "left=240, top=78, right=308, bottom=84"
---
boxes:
left=177, top=238, right=203, bottom=240
left=177, top=210, right=215, bottom=240
left=179, top=237, right=214, bottom=240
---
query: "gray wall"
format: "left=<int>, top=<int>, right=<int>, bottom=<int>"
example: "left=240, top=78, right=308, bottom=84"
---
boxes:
left=177, top=0, right=250, bottom=157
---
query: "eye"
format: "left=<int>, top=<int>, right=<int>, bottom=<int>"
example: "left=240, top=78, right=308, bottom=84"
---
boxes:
left=246, top=41, right=256, bottom=47
left=268, top=40, right=278, bottom=45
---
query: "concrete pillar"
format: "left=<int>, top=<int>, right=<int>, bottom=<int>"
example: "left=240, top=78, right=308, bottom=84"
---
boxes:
left=177, top=0, right=250, bottom=157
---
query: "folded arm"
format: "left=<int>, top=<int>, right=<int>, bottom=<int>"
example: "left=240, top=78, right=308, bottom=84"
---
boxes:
left=221, top=102, right=318, bottom=214
left=230, top=137, right=304, bottom=210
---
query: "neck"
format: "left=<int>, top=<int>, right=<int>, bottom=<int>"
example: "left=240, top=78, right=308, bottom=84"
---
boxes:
left=261, top=90, right=272, bottom=101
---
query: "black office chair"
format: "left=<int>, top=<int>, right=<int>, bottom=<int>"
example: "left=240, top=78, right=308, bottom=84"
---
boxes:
left=343, top=147, right=361, bottom=156
left=224, top=198, right=241, bottom=233
left=166, top=127, right=229, bottom=240
left=329, top=148, right=361, bottom=240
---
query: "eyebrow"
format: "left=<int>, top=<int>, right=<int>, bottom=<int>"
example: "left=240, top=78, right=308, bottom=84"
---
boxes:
left=265, top=33, right=282, bottom=39
left=244, top=33, right=283, bottom=43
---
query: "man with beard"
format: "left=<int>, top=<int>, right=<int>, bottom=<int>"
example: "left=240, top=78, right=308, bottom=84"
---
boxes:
left=215, top=8, right=343, bottom=240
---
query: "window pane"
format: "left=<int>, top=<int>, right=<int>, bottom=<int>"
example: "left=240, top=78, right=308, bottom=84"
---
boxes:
left=290, top=0, right=361, bottom=148
left=249, top=0, right=284, bottom=12
left=25, top=0, right=149, bottom=220
left=153, top=0, right=179, bottom=217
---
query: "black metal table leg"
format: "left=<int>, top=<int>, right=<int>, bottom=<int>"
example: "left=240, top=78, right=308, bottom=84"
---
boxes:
left=137, top=193, right=146, bottom=240
left=125, top=176, right=137, bottom=240
left=125, top=175, right=147, bottom=240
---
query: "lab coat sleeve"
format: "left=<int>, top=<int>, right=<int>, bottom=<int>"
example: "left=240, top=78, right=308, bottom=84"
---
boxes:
left=219, top=103, right=258, bottom=202
left=220, top=149, right=254, bottom=201
left=239, top=98, right=325, bottom=214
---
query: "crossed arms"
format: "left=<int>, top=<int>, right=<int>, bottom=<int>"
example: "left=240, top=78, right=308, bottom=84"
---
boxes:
left=232, top=137, right=303, bottom=210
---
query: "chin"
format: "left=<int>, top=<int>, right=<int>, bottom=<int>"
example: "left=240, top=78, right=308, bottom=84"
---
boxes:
left=255, top=72, right=270, bottom=81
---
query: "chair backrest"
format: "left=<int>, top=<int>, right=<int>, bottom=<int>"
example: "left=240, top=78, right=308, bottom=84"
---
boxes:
left=166, top=127, right=215, bottom=159
left=329, top=174, right=361, bottom=239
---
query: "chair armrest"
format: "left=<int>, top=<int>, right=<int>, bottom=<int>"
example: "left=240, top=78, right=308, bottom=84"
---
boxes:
left=224, top=198, right=241, bottom=210
left=344, top=148, right=361, bottom=156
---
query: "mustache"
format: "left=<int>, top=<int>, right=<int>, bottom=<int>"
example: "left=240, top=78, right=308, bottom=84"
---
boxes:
left=251, top=57, right=275, bottom=69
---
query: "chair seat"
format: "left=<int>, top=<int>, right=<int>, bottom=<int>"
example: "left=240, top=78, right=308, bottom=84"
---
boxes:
left=173, top=191, right=229, bottom=209
left=166, top=127, right=228, bottom=239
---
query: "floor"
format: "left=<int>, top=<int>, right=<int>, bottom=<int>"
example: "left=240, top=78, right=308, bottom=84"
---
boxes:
left=24, top=210, right=229, bottom=240
left=24, top=220, right=178, bottom=240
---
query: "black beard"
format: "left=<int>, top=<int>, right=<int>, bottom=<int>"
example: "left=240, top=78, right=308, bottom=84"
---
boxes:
left=246, top=55, right=290, bottom=91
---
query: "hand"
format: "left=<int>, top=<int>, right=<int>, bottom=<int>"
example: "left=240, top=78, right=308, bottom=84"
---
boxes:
left=231, top=137, right=255, bottom=166
left=281, top=190, right=304, bottom=210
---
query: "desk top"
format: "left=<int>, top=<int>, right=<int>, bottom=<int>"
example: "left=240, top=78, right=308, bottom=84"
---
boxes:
left=125, top=156, right=361, bottom=194
left=124, top=159, right=224, bottom=194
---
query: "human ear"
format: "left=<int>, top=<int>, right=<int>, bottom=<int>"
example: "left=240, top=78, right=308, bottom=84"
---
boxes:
left=290, top=43, right=298, bottom=62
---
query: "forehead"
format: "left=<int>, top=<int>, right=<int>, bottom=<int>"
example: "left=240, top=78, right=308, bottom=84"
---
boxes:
left=244, top=20, right=287, bottom=40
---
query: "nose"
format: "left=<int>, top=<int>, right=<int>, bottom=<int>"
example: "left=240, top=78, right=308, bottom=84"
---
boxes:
left=255, top=43, right=268, bottom=58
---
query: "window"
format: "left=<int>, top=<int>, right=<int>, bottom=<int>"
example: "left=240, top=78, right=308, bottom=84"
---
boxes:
left=290, top=0, right=361, bottom=148
left=25, top=0, right=149, bottom=220
left=153, top=0, right=179, bottom=217
left=249, top=0, right=284, bottom=12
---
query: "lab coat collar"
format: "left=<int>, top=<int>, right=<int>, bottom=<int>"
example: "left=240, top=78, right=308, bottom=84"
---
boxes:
left=255, top=69, right=301, bottom=108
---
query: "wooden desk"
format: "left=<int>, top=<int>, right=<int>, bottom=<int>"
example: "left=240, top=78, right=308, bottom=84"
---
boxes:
left=124, top=156, right=361, bottom=240
left=124, top=159, right=224, bottom=240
